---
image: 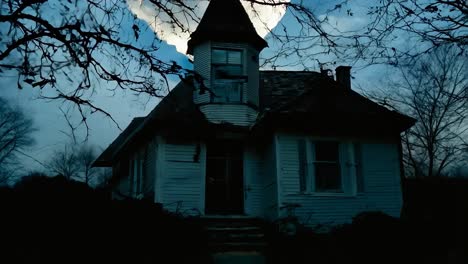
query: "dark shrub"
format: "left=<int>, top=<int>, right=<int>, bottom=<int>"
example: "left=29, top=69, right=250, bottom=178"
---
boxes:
left=0, top=175, right=210, bottom=264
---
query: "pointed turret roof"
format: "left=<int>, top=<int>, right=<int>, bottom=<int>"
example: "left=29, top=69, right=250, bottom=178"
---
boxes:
left=187, top=0, right=268, bottom=54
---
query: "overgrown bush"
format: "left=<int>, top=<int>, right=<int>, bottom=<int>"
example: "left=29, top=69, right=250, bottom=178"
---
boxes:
left=266, top=178, right=468, bottom=263
left=0, top=175, right=211, bottom=264
left=266, top=210, right=465, bottom=264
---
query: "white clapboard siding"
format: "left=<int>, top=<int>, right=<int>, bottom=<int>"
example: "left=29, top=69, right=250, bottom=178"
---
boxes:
left=199, top=104, right=258, bottom=127
left=193, top=41, right=211, bottom=104
left=159, top=140, right=205, bottom=215
left=246, top=46, right=260, bottom=107
left=277, top=133, right=402, bottom=227
left=244, top=146, right=264, bottom=217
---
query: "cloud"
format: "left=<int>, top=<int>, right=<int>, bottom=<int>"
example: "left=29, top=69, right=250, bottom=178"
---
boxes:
left=127, top=0, right=288, bottom=54
left=318, top=14, right=368, bottom=34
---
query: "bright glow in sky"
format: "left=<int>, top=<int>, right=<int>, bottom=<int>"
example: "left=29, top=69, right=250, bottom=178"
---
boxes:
left=127, top=0, right=289, bottom=54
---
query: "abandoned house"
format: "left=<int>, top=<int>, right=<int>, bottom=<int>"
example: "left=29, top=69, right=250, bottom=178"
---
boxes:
left=93, top=0, right=415, bottom=227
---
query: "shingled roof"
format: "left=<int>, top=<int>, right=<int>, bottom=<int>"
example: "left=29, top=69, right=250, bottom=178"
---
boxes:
left=93, top=117, right=145, bottom=167
left=93, top=79, right=208, bottom=167
left=259, top=71, right=323, bottom=110
left=187, top=0, right=267, bottom=54
left=256, top=70, right=415, bottom=135
left=94, top=70, right=415, bottom=167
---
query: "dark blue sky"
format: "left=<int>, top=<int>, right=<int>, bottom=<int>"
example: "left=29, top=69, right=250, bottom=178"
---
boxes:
left=0, top=0, right=400, bottom=174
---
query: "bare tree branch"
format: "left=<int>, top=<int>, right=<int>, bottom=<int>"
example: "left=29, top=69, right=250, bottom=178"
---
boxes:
left=0, top=97, right=36, bottom=182
left=369, top=44, right=468, bottom=177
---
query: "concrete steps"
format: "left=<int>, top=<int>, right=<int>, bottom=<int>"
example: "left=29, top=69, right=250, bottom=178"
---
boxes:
left=202, top=217, right=268, bottom=253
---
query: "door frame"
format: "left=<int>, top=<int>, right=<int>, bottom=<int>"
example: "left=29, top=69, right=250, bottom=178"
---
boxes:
left=204, top=140, right=245, bottom=215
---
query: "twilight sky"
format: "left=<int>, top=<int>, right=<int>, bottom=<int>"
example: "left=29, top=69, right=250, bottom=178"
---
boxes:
left=0, top=0, right=396, bottom=174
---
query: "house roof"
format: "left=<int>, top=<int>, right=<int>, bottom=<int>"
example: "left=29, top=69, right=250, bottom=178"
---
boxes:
left=256, top=70, right=416, bottom=135
left=93, top=79, right=208, bottom=167
left=94, top=70, right=415, bottom=167
left=93, top=117, right=145, bottom=167
left=187, top=0, right=268, bottom=55
left=259, top=71, right=323, bottom=110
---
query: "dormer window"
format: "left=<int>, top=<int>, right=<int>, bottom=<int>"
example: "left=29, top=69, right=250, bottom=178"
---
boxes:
left=211, top=48, right=244, bottom=102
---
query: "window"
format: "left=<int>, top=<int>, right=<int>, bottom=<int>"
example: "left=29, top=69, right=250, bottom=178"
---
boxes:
left=354, top=143, right=364, bottom=193
left=314, top=141, right=342, bottom=192
left=211, top=48, right=243, bottom=102
left=129, top=149, right=146, bottom=198
left=298, top=140, right=362, bottom=194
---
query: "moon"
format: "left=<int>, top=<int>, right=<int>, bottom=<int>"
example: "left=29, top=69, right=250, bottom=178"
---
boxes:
left=127, top=0, right=288, bottom=54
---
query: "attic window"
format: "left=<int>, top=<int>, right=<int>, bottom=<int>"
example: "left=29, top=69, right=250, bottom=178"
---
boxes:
left=211, top=48, right=243, bottom=103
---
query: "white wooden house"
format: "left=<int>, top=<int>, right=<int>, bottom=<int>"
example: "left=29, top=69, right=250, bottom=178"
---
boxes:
left=93, top=0, right=415, bottom=227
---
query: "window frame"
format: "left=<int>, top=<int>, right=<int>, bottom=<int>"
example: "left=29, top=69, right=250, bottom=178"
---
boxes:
left=210, top=48, right=244, bottom=103
left=298, top=139, right=362, bottom=196
left=128, top=148, right=146, bottom=198
left=312, top=141, right=343, bottom=193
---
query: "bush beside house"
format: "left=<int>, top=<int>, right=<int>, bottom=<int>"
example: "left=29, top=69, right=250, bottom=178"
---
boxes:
left=0, top=175, right=211, bottom=264
left=0, top=176, right=466, bottom=263
left=266, top=178, right=468, bottom=264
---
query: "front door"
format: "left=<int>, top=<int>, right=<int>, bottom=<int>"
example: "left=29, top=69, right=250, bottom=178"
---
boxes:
left=205, top=140, right=244, bottom=214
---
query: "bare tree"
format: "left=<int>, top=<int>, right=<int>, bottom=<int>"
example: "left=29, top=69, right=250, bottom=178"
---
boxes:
left=49, top=143, right=109, bottom=185
left=76, top=144, right=97, bottom=185
left=373, top=45, right=468, bottom=177
left=1, top=0, right=466, bottom=132
left=94, top=167, right=112, bottom=188
left=366, top=0, right=467, bottom=62
left=0, top=97, right=35, bottom=184
left=49, top=145, right=80, bottom=180
left=0, top=0, right=193, bottom=134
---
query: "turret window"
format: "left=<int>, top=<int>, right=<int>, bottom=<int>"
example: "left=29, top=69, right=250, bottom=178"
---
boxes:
left=211, top=48, right=243, bottom=102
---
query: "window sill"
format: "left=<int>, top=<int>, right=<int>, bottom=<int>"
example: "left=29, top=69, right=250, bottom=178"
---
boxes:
left=291, top=192, right=359, bottom=198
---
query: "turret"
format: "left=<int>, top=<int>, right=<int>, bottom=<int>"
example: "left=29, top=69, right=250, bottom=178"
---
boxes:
left=188, top=0, right=267, bottom=126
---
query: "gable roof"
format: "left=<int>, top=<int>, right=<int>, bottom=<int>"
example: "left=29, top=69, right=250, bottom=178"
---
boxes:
left=259, top=71, right=323, bottom=110
left=187, top=0, right=268, bottom=54
left=256, top=70, right=415, bottom=135
left=93, top=79, right=208, bottom=167
left=93, top=117, right=145, bottom=167
left=94, top=70, right=415, bottom=167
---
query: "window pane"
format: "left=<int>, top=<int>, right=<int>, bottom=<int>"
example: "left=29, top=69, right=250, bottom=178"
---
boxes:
left=315, top=141, right=339, bottom=161
left=213, top=65, right=242, bottom=79
left=226, top=82, right=241, bottom=102
left=212, top=49, right=226, bottom=64
left=315, top=163, right=341, bottom=192
left=227, top=50, right=242, bottom=64
left=212, top=83, right=226, bottom=102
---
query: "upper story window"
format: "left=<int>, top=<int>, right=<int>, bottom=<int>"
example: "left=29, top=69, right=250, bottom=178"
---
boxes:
left=211, top=48, right=243, bottom=103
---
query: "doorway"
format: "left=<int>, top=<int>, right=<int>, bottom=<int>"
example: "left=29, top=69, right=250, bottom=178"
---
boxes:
left=205, top=140, right=244, bottom=214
